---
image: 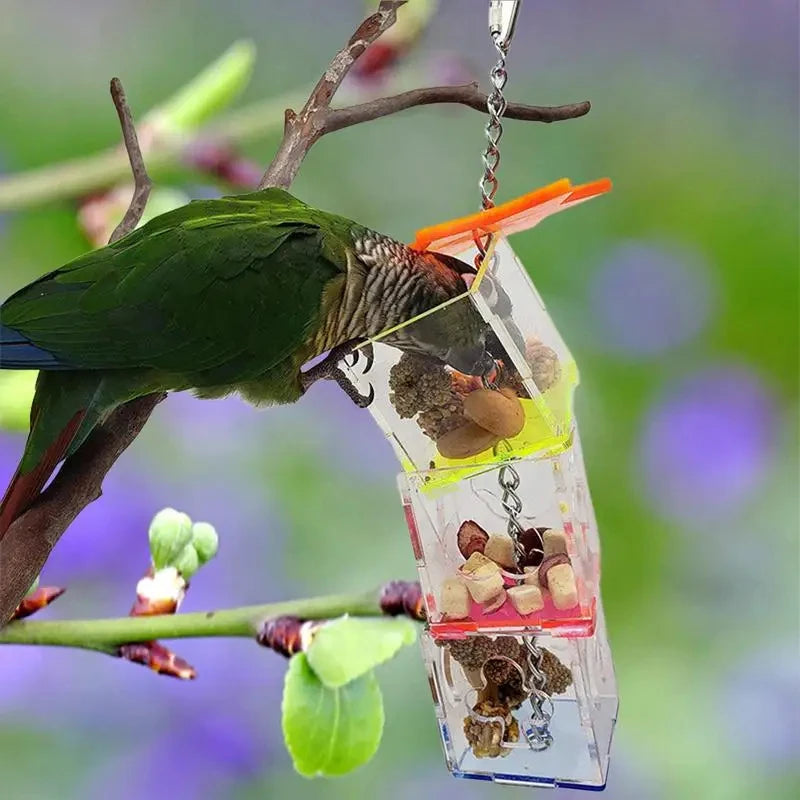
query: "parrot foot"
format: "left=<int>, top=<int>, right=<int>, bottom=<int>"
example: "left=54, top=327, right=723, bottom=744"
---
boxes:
left=301, top=340, right=375, bottom=408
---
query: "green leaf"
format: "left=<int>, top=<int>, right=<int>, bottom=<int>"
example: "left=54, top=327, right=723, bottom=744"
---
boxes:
left=145, top=40, right=256, bottom=133
left=281, top=653, right=384, bottom=778
left=305, top=616, right=417, bottom=689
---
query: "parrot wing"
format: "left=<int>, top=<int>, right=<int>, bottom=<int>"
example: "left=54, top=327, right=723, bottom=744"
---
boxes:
left=1, top=189, right=349, bottom=385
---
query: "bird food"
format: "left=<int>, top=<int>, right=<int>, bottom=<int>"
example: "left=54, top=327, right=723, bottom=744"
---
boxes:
left=399, top=445, right=600, bottom=637
left=420, top=620, right=617, bottom=787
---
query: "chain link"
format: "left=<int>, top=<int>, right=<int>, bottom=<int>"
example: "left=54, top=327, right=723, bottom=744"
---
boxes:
left=479, top=31, right=510, bottom=213
left=523, top=636, right=555, bottom=750
left=477, top=2, right=554, bottom=753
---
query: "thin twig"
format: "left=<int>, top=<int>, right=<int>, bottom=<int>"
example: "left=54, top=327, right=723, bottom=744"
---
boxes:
left=108, top=78, right=152, bottom=242
left=326, top=83, right=590, bottom=132
left=259, top=0, right=406, bottom=189
left=0, top=81, right=156, bottom=624
left=0, top=588, right=391, bottom=654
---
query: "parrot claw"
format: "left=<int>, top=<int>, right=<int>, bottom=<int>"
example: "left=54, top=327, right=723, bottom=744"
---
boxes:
left=333, top=370, right=374, bottom=408
left=360, top=342, right=374, bottom=375
left=300, top=340, right=375, bottom=408
left=343, top=341, right=373, bottom=375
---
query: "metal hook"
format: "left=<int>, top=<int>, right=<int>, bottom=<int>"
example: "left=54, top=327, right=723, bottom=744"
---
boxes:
left=488, top=0, right=521, bottom=50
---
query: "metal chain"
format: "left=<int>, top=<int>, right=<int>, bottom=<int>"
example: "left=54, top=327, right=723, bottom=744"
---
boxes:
left=523, top=636, right=555, bottom=750
left=479, top=32, right=510, bottom=213
left=477, top=2, right=553, bottom=753
left=478, top=1, right=527, bottom=570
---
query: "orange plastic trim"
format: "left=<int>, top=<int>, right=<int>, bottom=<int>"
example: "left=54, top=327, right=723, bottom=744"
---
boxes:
left=410, top=177, right=612, bottom=253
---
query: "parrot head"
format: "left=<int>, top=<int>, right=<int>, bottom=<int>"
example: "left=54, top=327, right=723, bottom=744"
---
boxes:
left=401, top=251, right=496, bottom=377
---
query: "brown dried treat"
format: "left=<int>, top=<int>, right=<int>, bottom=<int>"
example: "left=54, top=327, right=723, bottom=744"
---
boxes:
left=540, top=648, right=573, bottom=695
left=463, top=700, right=520, bottom=758
left=445, top=634, right=520, bottom=673
left=389, top=353, right=470, bottom=439
left=493, top=635, right=523, bottom=663
left=417, top=401, right=466, bottom=439
left=519, top=527, right=549, bottom=567
left=457, top=520, right=489, bottom=559
left=446, top=635, right=496, bottom=671
left=483, top=655, right=522, bottom=687
left=538, top=553, right=571, bottom=589
left=388, top=353, right=452, bottom=418
left=526, top=340, right=561, bottom=392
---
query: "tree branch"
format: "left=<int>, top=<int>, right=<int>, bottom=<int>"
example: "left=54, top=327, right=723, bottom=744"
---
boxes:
left=0, top=589, right=383, bottom=655
left=0, top=580, right=424, bottom=666
left=258, top=0, right=406, bottom=189
left=108, top=78, right=152, bottom=243
left=325, top=83, right=589, bottom=133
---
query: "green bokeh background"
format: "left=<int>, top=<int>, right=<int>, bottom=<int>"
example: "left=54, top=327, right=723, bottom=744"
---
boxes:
left=0, top=2, right=797, bottom=799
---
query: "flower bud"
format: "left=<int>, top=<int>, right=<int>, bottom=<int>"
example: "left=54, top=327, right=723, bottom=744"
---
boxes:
left=148, top=508, right=193, bottom=570
left=173, top=544, right=200, bottom=581
left=27, top=575, right=40, bottom=596
left=191, top=521, right=219, bottom=564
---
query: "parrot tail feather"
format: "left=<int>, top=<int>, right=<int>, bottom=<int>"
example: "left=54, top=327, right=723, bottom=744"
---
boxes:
left=0, top=410, right=86, bottom=539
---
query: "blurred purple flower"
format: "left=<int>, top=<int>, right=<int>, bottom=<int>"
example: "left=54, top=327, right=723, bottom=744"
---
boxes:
left=589, top=241, right=713, bottom=358
left=160, top=380, right=396, bottom=481
left=720, top=645, right=800, bottom=766
left=0, top=432, right=155, bottom=584
left=84, top=713, right=266, bottom=800
left=639, top=365, right=777, bottom=520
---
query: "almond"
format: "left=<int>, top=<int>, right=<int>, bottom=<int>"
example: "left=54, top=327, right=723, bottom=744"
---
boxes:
left=463, top=388, right=525, bottom=439
left=436, top=420, right=501, bottom=459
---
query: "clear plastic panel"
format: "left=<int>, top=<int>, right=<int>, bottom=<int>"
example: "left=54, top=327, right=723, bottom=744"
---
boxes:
left=342, top=236, right=578, bottom=484
left=400, top=446, right=600, bottom=637
left=420, top=605, right=617, bottom=789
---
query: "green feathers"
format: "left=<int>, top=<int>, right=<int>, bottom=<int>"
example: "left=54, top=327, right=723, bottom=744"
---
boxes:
left=2, top=189, right=358, bottom=388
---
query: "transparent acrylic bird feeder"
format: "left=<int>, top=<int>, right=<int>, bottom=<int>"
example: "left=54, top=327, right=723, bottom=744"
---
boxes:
left=420, top=601, right=618, bottom=789
left=399, top=428, right=600, bottom=637
left=342, top=179, right=611, bottom=487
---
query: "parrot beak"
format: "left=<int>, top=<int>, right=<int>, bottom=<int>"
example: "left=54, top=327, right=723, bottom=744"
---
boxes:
left=445, top=342, right=495, bottom=377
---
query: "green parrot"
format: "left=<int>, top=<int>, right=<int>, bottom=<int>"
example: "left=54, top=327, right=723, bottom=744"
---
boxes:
left=0, top=188, right=492, bottom=536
